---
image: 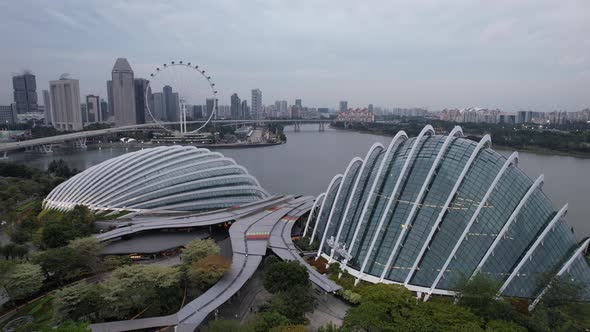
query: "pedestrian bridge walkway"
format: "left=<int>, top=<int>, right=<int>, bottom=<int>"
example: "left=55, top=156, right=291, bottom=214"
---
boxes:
left=89, top=195, right=340, bottom=332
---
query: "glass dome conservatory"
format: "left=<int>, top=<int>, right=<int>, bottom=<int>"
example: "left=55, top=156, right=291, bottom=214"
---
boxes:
left=43, top=146, right=269, bottom=214
left=305, top=125, right=590, bottom=309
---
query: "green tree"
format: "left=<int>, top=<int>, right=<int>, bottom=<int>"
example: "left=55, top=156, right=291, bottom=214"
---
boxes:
left=269, top=285, right=314, bottom=323
left=32, top=247, right=88, bottom=282
left=263, top=260, right=310, bottom=294
left=53, top=281, right=102, bottom=322
left=181, top=239, right=220, bottom=265
left=251, top=311, right=291, bottom=332
left=1, top=262, right=44, bottom=301
left=188, top=254, right=231, bottom=291
left=68, top=237, right=104, bottom=273
left=48, top=159, right=76, bottom=178
left=202, top=319, right=250, bottom=332
left=99, top=264, right=182, bottom=319
left=486, top=319, right=526, bottom=332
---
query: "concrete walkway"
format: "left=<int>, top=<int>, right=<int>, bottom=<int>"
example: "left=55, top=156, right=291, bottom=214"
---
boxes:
left=89, top=196, right=317, bottom=332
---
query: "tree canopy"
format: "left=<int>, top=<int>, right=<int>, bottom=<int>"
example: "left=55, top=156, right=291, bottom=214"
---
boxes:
left=181, top=238, right=220, bottom=265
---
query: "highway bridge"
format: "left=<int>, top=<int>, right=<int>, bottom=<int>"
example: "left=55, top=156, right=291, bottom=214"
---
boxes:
left=0, top=119, right=338, bottom=154
left=89, top=195, right=340, bottom=332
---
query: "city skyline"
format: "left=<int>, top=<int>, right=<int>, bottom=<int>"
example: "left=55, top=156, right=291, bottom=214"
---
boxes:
left=0, top=1, right=589, bottom=112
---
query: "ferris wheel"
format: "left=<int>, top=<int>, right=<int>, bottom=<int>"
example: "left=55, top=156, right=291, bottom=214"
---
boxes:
left=146, top=61, right=218, bottom=134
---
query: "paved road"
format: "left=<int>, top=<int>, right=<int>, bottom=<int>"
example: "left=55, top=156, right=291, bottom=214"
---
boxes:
left=89, top=195, right=330, bottom=332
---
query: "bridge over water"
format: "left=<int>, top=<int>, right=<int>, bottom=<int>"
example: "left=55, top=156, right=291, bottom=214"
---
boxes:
left=0, top=119, right=341, bottom=155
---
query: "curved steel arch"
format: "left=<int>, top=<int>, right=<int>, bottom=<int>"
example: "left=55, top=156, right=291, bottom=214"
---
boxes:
left=423, top=151, right=519, bottom=301
left=317, top=157, right=364, bottom=258
left=310, top=174, right=343, bottom=244
left=472, top=174, right=545, bottom=279
left=329, top=142, right=385, bottom=263
left=405, top=134, right=492, bottom=285
left=357, top=125, right=435, bottom=282
left=345, top=131, right=408, bottom=261
left=380, top=126, right=463, bottom=282
left=496, top=203, right=567, bottom=296
left=303, top=193, right=326, bottom=238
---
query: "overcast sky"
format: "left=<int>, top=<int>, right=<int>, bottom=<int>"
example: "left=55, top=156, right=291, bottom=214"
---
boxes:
left=1, top=0, right=589, bottom=111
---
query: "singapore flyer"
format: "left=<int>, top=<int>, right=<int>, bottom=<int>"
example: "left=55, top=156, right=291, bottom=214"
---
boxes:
left=146, top=61, right=218, bottom=135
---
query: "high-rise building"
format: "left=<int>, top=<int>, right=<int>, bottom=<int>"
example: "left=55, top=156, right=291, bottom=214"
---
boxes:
left=0, top=104, right=17, bottom=125
left=192, top=105, right=203, bottom=119
left=163, top=85, right=178, bottom=122
left=112, top=58, right=136, bottom=126
left=42, top=90, right=52, bottom=124
left=152, top=92, right=165, bottom=121
left=134, top=78, right=150, bottom=124
left=172, top=93, right=180, bottom=122
left=295, top=99, right=302, bottom=108
left=339, top=101, right=348, bottom=112
left=241, top=100, right=249, bottom=119
left=49, top=78, right=83, bottom=131
left=80, top=103, right=88, bottom=123
left=100, top=99, right=108, bottom=122
left=86, top=95, right=101, bottom=123
left=230, top=93, right=241, bottom=119
left=206, top=98, right=215, bottom=119
left=12, top=73, right=38, bottom=114
left=280, top=100, right=288, bottom=117
left=368, top=104, right=374, bottom=113
left=106, top=80, right=113, bottom=119
left=251, top=89, right=262, bottom=119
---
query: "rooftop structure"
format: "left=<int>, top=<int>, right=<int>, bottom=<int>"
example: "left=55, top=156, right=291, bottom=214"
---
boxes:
left=43, top=146, right=269, bottom=213
left=306, top=125, right=590, bottom=308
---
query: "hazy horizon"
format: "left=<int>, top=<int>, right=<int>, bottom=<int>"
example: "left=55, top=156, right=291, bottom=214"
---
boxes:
left=1, top=0, right=589, bottom=112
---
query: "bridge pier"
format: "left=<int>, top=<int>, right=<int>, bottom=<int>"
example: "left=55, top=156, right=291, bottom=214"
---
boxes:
left=68, top=138, right=87, bottom=149
left=294, top=122, right=301, bottom=132
left=318, top=122, right=325, bottom=132
left=25, top=144, right=53, bottom=154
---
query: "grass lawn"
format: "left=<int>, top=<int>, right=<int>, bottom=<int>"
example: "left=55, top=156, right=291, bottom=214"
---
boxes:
left=0, top=295, right=55, bottom=332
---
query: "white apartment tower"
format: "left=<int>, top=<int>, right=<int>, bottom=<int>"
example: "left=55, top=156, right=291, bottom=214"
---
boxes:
left=49, top=78, right=83, bottom=131
left=251, top=89, right=262, bottom=119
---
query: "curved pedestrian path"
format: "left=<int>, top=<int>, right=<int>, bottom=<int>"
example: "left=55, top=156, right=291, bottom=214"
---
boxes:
left=90, top=195, right=338, bottom=332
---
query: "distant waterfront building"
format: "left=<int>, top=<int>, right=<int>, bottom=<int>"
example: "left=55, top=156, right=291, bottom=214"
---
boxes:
left=42, top=90, right=52, bottom=124
left=12, top=73, right=38, bottom=114
left=241, top=100, right=249, bottom=119
left=336, top=108, right=374, bottom=123
left=152, top=92, right=165, bottom=121
left=230, top=93, right=241, bottom=119
left=339, top=101, right=348, bottom=112
left=49, top=78, right=83, bottom=131
left=112, top=58, right=137, bottom=126
left=134, top=78, right=150, bottom=124
left=251, top=89, right=262, bottom=119
left=100, top=99, right=109, bottom=122
left=191, top=105, right=203, bottom=119
left=280, top=100, right=288, bottom=118
left=368, top=104, right=374, bottom=113
left=307, top=125, right=590, bottom=306
left=295, top=99, right=302, bottom=108
left=86, top=95, right=101, bottom=123
left=80, top=103, right=88, bottom=123
left=163, top=85, right=178, bottom=122
left=172, top=93, right=179, bottom=121
left=106, top=80, right=114, bottom=119
left=0, top=104, right=17, bottom=125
